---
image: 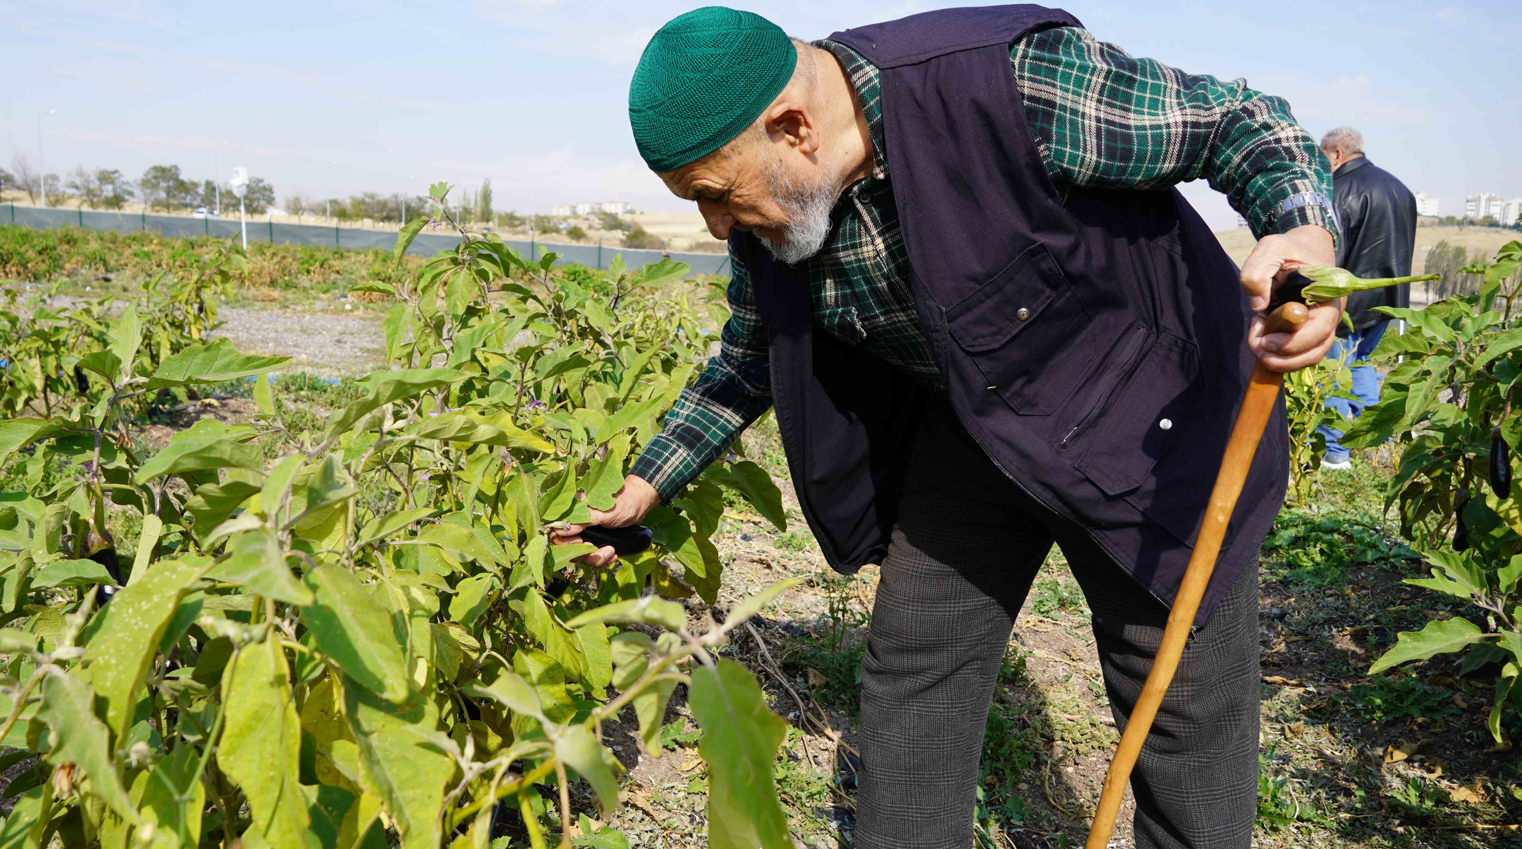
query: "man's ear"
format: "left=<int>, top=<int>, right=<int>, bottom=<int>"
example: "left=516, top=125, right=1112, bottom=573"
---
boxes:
left=763, top=101, right=818, bottom=156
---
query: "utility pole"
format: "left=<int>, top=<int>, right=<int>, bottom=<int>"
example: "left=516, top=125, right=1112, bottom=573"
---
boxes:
left=37, top=109, right=55, bottom=207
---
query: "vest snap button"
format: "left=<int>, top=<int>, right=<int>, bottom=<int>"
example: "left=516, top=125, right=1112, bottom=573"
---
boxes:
left=1016, top=307, right=1031, bottom=321
left=1159, top=418, right=1173, bottom=431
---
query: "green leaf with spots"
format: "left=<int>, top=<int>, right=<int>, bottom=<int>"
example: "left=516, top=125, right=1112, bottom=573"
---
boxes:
left=133, top=418, right=262, bottom=484
left=38, top=672, right=136, bottom=822
left=301, top=565, right=411, bottom=703
left=689, top=659, right=791, bottom=849
left=344, top=683, right=454, bottom=849
left=220, top=636, right=309, bottom=848
left=84, top=557, right=211, bottom=744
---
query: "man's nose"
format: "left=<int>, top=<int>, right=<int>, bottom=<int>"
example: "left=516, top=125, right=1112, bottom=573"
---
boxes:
left=697, top=200, right=734, bottom=240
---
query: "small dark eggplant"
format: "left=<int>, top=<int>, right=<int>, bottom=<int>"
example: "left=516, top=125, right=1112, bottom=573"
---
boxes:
left=1491, top=427, right=1512, bottom=499
left=578, top=524, right=654, bottom=556
left=74, top=366, right=89, bottom=395
left=1453, top=512, right=1470, bottom=552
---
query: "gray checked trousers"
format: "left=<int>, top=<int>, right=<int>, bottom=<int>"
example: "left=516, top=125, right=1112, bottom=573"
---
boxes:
left=854, top=401, right=1261, bottom=849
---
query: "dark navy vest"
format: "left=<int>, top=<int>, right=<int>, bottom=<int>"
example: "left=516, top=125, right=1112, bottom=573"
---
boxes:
left=735, top=4, right=1288, bottom=624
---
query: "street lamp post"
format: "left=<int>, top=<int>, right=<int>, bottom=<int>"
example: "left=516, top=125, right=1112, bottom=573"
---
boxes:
left=229, top=167, right=249, bottom=250
left=38, top=109, right=56, bottom=207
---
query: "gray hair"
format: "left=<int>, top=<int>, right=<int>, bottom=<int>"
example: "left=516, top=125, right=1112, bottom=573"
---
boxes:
left=1320, top=126, right=1364, bottom=155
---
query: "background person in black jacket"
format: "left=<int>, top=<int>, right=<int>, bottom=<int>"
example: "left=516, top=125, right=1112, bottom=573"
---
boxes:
left=1316, top=126, right=1418, bottom=469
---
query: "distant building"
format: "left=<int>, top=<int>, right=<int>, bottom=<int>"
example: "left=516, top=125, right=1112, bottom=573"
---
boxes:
left=564, top=200, right=632, bottom=216
left=551, top=204, right=573, bottom=217
left=1498, top=198, right=1522, bottom=228
left=1414, top=192, right=1440, bottom=217
left=1465, top=193, right=1504, bottom=220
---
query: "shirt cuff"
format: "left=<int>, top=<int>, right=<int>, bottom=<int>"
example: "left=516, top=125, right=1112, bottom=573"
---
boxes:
left=629, top=434, right=706, bottom=503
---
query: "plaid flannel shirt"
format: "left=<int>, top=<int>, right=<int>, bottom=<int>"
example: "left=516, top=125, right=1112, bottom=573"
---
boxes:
left=630, top=26, right=1335, bottom=501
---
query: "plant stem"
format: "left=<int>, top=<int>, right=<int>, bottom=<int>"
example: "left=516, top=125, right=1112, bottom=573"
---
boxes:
left=0, top=667, right=48, bottom=745
left=520, top=785, right=550, bottom=849
left=554, top=759, right=573, bottom=849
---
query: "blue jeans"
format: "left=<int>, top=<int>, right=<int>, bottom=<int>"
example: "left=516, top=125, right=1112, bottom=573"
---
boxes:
left=1317, top=321, right=1389, bottom=463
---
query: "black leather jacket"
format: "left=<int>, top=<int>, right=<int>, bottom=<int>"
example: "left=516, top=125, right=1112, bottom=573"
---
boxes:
left=1332, top=156, right=1418, bottom=333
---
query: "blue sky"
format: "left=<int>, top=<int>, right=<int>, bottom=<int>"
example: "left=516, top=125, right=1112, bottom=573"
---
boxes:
left=3, top=0, right=1519, bottom=230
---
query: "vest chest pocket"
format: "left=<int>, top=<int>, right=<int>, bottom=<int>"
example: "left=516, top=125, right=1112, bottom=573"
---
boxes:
left=945, top=243, right=1094, bottom=416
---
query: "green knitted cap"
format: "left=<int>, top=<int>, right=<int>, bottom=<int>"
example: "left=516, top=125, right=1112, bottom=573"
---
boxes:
left=629, top=6, right=797, bottom=173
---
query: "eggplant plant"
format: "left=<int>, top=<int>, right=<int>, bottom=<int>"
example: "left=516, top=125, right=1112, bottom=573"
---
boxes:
left=1338, top=241, right=1522, bottom=743
left=0, top=183, right=797, bottom=849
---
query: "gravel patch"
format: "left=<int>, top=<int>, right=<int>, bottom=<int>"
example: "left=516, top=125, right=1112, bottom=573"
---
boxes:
left=210, top=306, right=386, bottom=378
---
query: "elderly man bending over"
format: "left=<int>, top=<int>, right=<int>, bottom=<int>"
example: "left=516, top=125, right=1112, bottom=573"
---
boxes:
left=555, top=6, right=1343, bottom=848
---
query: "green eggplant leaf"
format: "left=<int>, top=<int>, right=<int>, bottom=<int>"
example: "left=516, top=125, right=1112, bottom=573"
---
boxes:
left=144, top=337, right=289, bottom=389
left=301, top=565, right=411, bottom=703
left=1370, top=617, right=1486, bottom=674
left=690, top=659, right=792, bottom=849
left=221, top=635, right=310, bottom=847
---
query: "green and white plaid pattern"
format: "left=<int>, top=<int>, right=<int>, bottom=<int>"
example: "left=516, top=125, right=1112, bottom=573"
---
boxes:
left=629, top=26, right=1334, bottom=501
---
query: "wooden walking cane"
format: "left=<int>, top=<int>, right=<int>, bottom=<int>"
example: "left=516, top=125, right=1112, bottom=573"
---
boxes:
left=1084, top=300, right=1309, bottom=849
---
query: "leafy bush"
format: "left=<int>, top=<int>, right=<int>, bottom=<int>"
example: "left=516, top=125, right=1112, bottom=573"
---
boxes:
left=1341, top=240, right=1522, bottom=742
left=622, top=225, right=664, bottom=251
left=1, top=243, right=236, bottom=417
left=0, top=225, right=431, bottom=296
left=1281, top=356, right=1355, bottom=503
left=0, top=184, right=800, bottom=848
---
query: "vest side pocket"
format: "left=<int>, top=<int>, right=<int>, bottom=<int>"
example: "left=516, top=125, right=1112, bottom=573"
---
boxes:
left=944, top=243, right=1094, bottom=416
left=1072, top=330, right=1202, bottom=495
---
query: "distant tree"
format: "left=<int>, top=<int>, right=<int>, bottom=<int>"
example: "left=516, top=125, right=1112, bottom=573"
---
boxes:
left=597, top=211, right=631, bottom=232
left=0, top=166, right=12, bottom=197
left=623, top=224, right=664, bottom=250
left=477, top=179, right=493, bottom=223
left=285, top=194, right=306, bottom=218
left=65, top=166, right=102, bottom=209
left=1440, top=215, right=1458, bottom=226
left=499, top=210, right=525, bottom=229
left=96, top=170, right=133, bottom=210
left=240, top=177, right=275, bottom=215
left=11, top=153, right=40, bottom=204
left=43, top=175, right=63, bottom=206
left=140, top=164, right=186, bottom=212
left=1479, top=216, right=1500, bottom=228
left=529, top=214, right=555, bottom=233
left=564, top=225, right=588, bottom=242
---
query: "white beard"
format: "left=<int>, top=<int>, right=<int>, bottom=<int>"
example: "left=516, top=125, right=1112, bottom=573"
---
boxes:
left=758, top=151, right=842, bottom=266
